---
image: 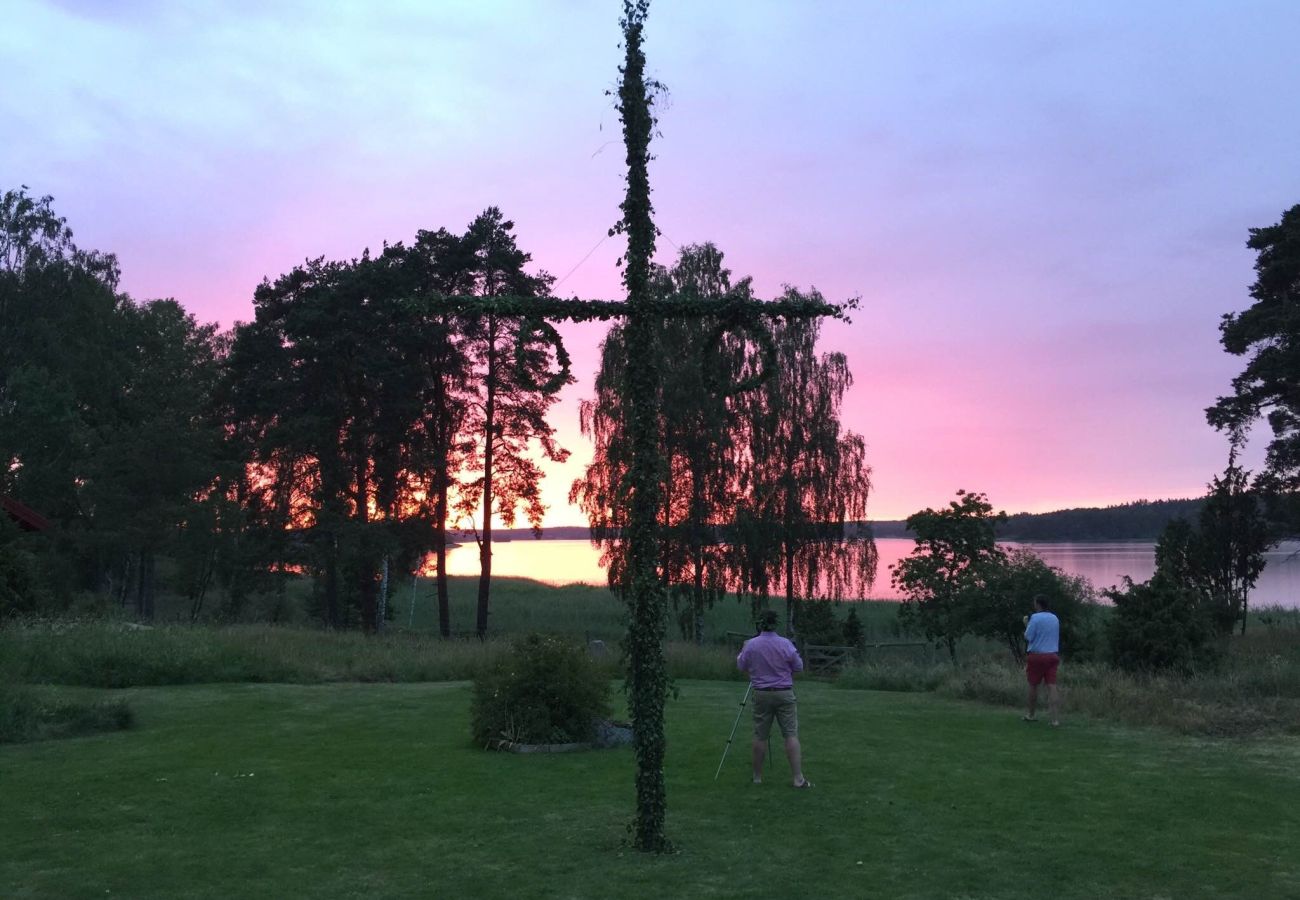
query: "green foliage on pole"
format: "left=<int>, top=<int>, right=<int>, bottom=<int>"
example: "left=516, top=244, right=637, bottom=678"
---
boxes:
left=571, top=243, right=758, bottom=646
left=615, top=0, right=673, bottom=854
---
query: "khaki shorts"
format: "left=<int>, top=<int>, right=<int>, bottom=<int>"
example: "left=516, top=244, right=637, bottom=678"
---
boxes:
left=752, top=688, right=798, bottom=739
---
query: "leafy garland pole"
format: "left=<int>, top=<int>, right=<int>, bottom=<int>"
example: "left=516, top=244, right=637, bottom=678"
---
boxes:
left=404, top=0, right=847, bottom=853
left=615, top=0, right=671, bottom=853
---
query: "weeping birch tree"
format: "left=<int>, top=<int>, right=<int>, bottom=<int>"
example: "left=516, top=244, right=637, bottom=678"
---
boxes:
left=571, top=244, right=746, bottom=643
left=729, top=305, right=877, bottom=634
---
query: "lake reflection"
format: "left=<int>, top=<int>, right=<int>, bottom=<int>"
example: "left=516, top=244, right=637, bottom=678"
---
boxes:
left=443, top=537, right=1300, bottom=608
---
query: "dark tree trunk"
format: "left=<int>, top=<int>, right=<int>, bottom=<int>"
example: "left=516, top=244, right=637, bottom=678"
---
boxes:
left=134, top=550, right=146, bottom=619
left=691, top=463, right=705, bottom=645
left=145, top=551, right=155, bottom=620
left=784, top=540, right=796, bottom=638
left=356, top=456, right=377, bottom=633
left=324, top=532, right=340, bottom=628
left=435, top=475, right=451, bottom=638
left=692, top=554, right=705, bottom=645
left=118, top=551, right=135, bottom=609
left=133, top=549, right=156, bottom=621
left=189, top=547, right=216, bottom=622
left=476, top=319, right=497, bottom=640
left=359, top=564, right=377, bottom=632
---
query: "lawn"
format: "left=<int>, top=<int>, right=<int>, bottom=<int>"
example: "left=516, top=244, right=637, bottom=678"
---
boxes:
left=2, top=681, right=1296, bottom=899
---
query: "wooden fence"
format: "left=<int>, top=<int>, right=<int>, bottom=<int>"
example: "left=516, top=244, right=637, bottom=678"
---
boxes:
left=804, top=641, right=932, bottom=675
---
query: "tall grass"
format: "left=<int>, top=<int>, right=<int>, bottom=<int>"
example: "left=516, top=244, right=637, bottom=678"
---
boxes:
left=395, top=575, right=909, bottom=643
left=0, top=652, right=133, bottom=744
left=2, top=623, right=509, bottom=687
left=0, top=620, right=748, bottom=688
left=0, top=682, right=134, bottom=743
left=12, top=574, right=1299, bottom=738
left=2, top=572, right=924, bottom=693
left=141, top=571, right=911, bottom=644
left=837, top=612, right=1300, bottom=737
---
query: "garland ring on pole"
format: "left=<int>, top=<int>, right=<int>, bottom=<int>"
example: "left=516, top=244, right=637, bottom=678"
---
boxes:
left=704, top=317, right=777, bottom=396
left=515, top=316, right=572, bottom=395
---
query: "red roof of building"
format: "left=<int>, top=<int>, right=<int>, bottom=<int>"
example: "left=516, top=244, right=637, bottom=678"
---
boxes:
left=1, top=496, right=51, bottom=532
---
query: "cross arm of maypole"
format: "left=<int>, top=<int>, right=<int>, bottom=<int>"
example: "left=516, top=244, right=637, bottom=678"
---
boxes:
left=402, top=292, right=852, bottom=323
left=401, top=291, right=853, bottom=397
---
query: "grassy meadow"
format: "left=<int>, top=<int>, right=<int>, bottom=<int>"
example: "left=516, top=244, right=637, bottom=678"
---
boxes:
left=137, top=571, right=913, bottom=642
left=3, top=679, right=1298, bottom=899
left=4, top=577, right=1299, bottom=737
left=4, top=578, right=1300, bottom=895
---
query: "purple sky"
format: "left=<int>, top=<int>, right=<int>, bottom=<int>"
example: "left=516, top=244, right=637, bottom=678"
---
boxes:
left=5, top=0, right=1299, bottom=523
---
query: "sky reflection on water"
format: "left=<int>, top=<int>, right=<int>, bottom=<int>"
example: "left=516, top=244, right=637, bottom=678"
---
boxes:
left=444, top=538, right=1300, bottom=608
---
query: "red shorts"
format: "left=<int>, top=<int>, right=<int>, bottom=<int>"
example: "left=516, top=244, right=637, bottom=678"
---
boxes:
left=1026, top=652, right=1060, bottom=686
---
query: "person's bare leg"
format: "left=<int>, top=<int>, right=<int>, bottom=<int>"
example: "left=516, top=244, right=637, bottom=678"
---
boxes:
left=1026, top=683, right=1038, bottom=720
left=1048, top=684, right=1060, bottom=725
left=752, top=738, right=766, bottom=783
left=785, top=735, right=807, bottom=786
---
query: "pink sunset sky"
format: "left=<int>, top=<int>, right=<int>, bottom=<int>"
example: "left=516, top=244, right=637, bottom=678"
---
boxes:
left=5, top=1, right=1299, bottom=525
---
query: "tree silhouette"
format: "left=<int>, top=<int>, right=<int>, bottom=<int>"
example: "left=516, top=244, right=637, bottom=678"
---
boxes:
left=894, top=490, right=1007, bottom=661
left=730, top=308, right=877, bottom=634
left=226, top=251, right=435, bottom=630
left=572, top=243, right=745, bottom=643
left=1209, top=203, right=1300, bottom=486
left=456, top=208, right=571, bottom=640
left=1197, top=458, right=1273, bottom=634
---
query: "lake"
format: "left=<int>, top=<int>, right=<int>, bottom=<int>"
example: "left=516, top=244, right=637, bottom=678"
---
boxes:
left=442, top=537, right=1300, bottom=608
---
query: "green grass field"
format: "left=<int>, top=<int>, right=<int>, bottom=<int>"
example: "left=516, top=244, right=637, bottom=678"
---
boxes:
left=3, top=680, right=1297, bottom=899
left=142, top=572, right=913, bottom=644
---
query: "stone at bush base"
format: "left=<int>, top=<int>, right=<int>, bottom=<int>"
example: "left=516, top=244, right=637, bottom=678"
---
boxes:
left=491, top=719, right=633, bottom=753
left=498, top=740, right=591, bottom=753
left=593, top=719, right=633, bottom=748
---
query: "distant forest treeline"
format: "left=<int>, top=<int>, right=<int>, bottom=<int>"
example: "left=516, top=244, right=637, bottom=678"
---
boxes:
left=868, top=498, right=1207, bottom=542
left=495, top=498, right=1205, bottom=544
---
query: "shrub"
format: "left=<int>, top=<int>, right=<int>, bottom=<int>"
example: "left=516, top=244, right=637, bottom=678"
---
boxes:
left=0, top=538, right=55, bottom=619
left=797, top=599, right=844, bottom=646
left=0, top=681, right=133, bottom=744
left=842, top=607, right=866, bottom=649
left=1106, top=576, right=1218, bottom=674
left=968, top=549, right=1103, bottom=663
left=470, top=634, right=611, bottom=747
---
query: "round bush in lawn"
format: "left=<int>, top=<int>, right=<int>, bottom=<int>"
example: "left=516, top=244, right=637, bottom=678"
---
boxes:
left=471, top=634, right=611, bottom=748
